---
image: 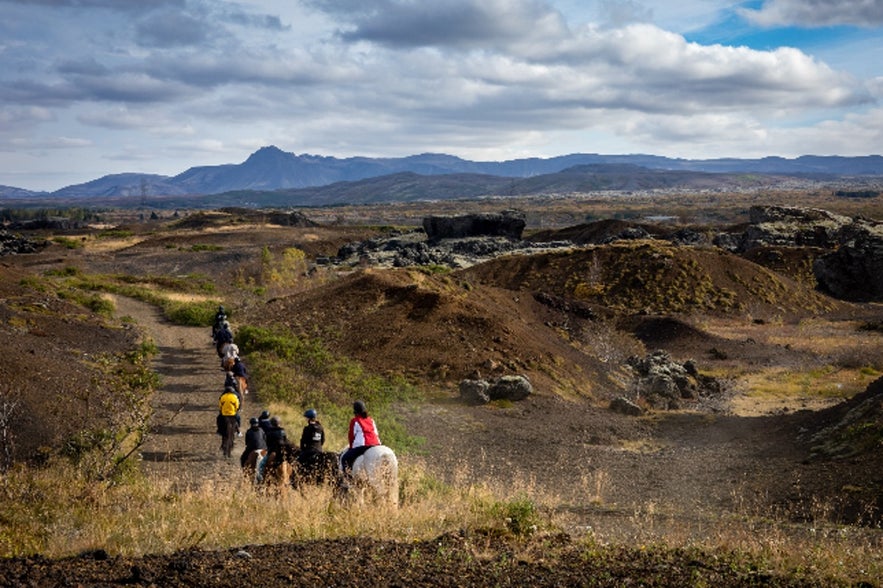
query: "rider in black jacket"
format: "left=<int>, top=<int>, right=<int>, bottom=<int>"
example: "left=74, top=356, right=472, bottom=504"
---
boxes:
left=265, top=417, right=287, bottom=457
left=297, top=409, right=325, bottom=468
left=240, top=417, right=267, bottom=468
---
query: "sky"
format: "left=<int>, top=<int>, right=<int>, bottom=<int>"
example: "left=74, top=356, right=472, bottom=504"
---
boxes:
left=1, top=0, right=882, bottom=192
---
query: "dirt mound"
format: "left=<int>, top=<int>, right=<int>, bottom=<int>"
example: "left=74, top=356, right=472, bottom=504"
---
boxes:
left=616, top=314, right=817, bottom=368
left=528, top=219, right=666, bottom=244
left=0, top=263, right=138, bottom=463
left=622, top=316, right=713, bottom=348
left=740, top=245, right=823, bottom=288
left=248, top=268, right=618, bottom=399
left=457, top=240, right=841, bottom=319
left=804, top=376, right=883, bottom=458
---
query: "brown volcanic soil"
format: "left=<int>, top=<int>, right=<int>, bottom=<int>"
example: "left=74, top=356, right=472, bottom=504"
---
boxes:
left=2, top=218, right=883, bottom=585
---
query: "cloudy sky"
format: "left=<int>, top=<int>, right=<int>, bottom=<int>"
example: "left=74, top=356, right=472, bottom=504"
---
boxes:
left=1, top=0, right=882, bottom=191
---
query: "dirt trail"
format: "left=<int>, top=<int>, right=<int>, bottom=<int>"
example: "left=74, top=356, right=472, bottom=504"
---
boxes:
left=111, top=296, right=253, bottom=489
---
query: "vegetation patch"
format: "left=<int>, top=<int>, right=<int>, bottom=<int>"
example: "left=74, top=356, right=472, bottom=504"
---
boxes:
left=40, top=271, right=220, bottom=326
left=742, top=366, right=876, bottom=401
left=236, top=324, right=424, bottom=453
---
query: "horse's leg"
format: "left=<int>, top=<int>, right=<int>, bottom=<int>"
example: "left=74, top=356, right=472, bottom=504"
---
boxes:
left=223, top=419, right=235, bottom=458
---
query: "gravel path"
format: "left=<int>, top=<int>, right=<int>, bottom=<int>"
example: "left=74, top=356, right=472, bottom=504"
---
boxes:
left=112, top=296, right=252, bottom=489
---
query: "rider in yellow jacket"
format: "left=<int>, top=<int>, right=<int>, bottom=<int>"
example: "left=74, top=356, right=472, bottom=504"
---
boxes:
left=219, top=386, right=240, bottom=415
left=218, top=386, right=241, bottom=434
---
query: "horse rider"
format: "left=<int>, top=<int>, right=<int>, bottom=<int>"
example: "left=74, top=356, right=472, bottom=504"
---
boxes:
left=240, top=417, right=267, bottom=468
left=258, top=410, right=272, bottom=434
left=211, top=305, right=227, bottom=339
left=265, top=416, right=288, bottom=465
left=340, top=400, right=380, bottom=484
left=231, top=356, right=249, bottom=395
left=297, top=408, right=325, bottom=470
left=224, top=370, right=241, bottom=400
left=214, top=322, right=234, bottom=357
left=218, top=385, right=241, bottom=436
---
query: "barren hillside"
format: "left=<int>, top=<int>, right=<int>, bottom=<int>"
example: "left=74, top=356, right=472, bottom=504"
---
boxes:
left=1, top=204, right=882, bottom=585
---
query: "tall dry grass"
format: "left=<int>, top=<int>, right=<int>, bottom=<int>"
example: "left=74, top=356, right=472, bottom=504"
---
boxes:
left=2, top=456, right=881, bottom=584
left=0, top=457, right=542, bottom=559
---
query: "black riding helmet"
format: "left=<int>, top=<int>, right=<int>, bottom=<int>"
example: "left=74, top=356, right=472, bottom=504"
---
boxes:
left=249, top=417, right=259, bottom=426
left=353, top=400, right=367, bottom=415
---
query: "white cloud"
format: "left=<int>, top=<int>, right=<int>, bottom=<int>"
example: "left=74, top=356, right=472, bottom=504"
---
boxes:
left=306, top=0, right=569, bottom=49
left=741, top=0, right=883, bottom=28
left=0, top=0, right=880, bottom=190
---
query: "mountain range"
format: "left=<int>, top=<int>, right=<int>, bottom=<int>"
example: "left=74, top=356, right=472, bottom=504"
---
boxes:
left=2, top=146, right=882, bottom=208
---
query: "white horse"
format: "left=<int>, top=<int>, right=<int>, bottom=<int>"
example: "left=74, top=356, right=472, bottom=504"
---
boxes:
left=344, top=446, right=399, bottom=507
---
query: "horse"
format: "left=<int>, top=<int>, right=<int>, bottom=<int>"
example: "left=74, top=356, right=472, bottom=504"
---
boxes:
left=290, top=450, right=339, bottom=488
left=344, top=445, right=399, bottom=507
left=217, top=414, right=238, bottom=458
left=261, top=442, right=297, bottom=492
left=242, top=448, right=267, bottom=484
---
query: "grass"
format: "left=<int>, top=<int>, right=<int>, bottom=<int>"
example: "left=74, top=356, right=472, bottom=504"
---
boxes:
left=0, top=458, right=545, bottom=558
left=1, top=457, right=880, bottom=585
left=236, top=324, right=425, bottom=454
left=32, top=270, right=221, bottom=327
left=741, top=365, right=878, bottom=401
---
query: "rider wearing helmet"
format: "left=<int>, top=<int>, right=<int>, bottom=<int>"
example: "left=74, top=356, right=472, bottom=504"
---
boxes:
left=240, top=416, right=267, bottom=468
left=217, top=385, right=241, bottom=437
left=340, top=400, right=380, bottom=482
left=212, top=305, right=227, bottom=340
left=265, top=416, right=288, bottom=461
left=258, top=410, right=272, bottom=434
left=297, top=408, right=325, bottom=469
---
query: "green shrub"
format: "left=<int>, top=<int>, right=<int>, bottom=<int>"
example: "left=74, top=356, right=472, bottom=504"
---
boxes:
left=489, top=496, right=541, bottom=537
left=164, top=300, right=217, bottom=327
left=44, top=266, right=80, bottom=277
left=97, top=230, right=134, bottom=239
left=51, top=236, right=84, bottom=249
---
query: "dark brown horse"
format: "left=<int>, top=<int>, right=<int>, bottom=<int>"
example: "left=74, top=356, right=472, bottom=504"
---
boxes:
left=218, top=415, right=238, bottom=458
left=259, top=443, right=339, bottom=490
left=291, top=450, right=339, bottom=488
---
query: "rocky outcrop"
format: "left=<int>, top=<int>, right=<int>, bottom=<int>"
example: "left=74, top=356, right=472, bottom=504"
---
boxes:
left=459, top=379, right=490, bottom=404
left=459, top=374, right=533, bottom=404
left=813, top=225, right=883, bottom=302
left=713, top=205, right=883, bottom=302
left=626, top=350, right=720, bottom=410
left=265, top=210, right=318, bottom=227
left=423, top=211, right=526, bottom=241
left=7, top=217, right=80, bottom=231
left=0, top=230, right=48, bottom=255
left=807, top=377, right=883, bottom=458
left=610, top=396, right=644, bottom=416
left=333, top=226, right=571, bottom=269
left=740, top=206, right=854, bottom=250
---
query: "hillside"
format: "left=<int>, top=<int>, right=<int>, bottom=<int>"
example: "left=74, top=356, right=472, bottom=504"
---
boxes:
left=1, top=202, right=882, bottom=584
left=3, top=146, right=882, bottom=205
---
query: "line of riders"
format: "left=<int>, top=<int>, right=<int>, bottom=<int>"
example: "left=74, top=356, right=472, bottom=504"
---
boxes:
left=212, top=306, right=380, bottom=490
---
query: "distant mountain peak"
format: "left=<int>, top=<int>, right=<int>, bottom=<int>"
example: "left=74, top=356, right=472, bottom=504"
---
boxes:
left=245, top=145, right=293, bottom=162
left=5, top=146, right=882, bottom=202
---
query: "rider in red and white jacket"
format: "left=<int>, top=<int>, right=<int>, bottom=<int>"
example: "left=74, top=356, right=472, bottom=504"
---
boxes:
left=340, top=400, right=380, bottom=479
